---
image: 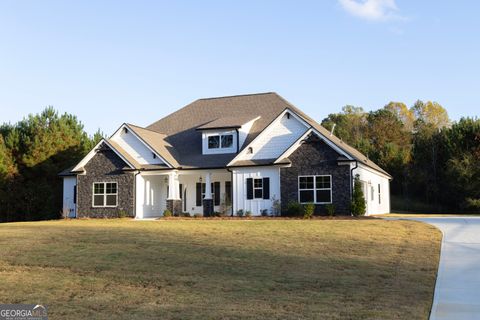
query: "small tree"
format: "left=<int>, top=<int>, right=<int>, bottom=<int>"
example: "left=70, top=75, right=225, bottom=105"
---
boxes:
left=351, top=175, right=366, bottom=216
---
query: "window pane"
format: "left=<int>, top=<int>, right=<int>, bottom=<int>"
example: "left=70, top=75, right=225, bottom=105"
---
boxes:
left=208, top=136, right=220, bottom=149
left=254, top=179, right=263, bottom=188
left=106, top=194, right=117, bottom=206
left=316, top=176, right=331, bottom=189
left=299, top=190, right=314, bottom=203
left=94, top=183, right=104, bottom=195
left=94, top=195, right=104, bottom=206
left=254, top=189, right=263, bottom=199
left=221, top=134, right=233, bottom=148
left=299, top=176, right=314, bottom=189
left=316, top=190, right=331, bottom=203
left=106, top=183, right=117, bottom=194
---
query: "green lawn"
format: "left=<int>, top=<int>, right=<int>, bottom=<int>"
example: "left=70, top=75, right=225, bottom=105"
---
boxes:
left=0, top=219, right=441, bottom=319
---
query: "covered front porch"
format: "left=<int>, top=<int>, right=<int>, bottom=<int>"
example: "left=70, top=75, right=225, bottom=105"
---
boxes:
left=135, top=169, right=232, bottom=218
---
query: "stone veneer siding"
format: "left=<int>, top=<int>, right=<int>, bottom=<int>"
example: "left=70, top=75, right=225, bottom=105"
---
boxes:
left=280, top=134, right=351, bottom=215
left=77, top=143, right=135, bottom=218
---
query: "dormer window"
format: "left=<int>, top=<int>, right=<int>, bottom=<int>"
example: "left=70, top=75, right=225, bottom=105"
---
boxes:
left=208, top=133, right=233, bottom=149
left=203, top=131, right=237, bottom=154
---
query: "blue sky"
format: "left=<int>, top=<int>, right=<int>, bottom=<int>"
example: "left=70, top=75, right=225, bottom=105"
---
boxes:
left=1, top=1, right=479, bottom=135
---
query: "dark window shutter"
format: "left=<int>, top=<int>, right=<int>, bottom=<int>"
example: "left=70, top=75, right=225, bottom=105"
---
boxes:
left=214, top=182, right=221, bottom=206
left=225, top=181, right=232, bottom=203
left=246, top=178, right=253, bottom=200
left=263, top=177, right=270, bottom=199
left=196, top=183, right=202, bottom=206
left=179, top=184, right=183, bottom=199
left=73, top=185, right=77, bottom=204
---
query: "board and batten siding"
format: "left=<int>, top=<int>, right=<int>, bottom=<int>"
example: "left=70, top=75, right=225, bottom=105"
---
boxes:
left=232, top=166, right=280, bottom=215
left=62, top=176, right=77, bottom=218
left=242, top=113, right=308, bottom=161
left=352, top=163, right=390, bottom=215
left=111, top=128, right=165, bottom=165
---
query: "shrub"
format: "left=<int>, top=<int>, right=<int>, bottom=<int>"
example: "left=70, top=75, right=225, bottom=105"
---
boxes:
left=163, top=209, right=173, bottom=217
left=303, top=203, right=315, bottom=219
left=245, top=210, right=252, bottom=217
left=181, top=212, right=191, bottom=217
left=286, top=201, right=304, bottom=217
left=193, top=213, right=202, bottom=218
left=236, top=209, right=244, bottom=217
left=261, top=209, right=269, bottom=217
left=351, top=174, right=366, bottom=216
left=118, top=210, right=128, bottom=218
left=271, top=196, right=281, bottom=216
left=326, top=204, right=335, bottom=217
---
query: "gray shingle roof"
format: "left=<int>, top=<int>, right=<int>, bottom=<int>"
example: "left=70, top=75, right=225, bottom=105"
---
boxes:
left=196, top=115, right=258, bottom=130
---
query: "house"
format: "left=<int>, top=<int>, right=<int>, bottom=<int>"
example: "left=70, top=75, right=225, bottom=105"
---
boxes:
left=60, top=92, right=391, bottom=218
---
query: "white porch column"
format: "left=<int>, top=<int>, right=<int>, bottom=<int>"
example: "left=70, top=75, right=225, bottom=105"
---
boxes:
left=204, top=172, right=212, bottom=199
left=135, top=174, right=145, bottom=219
left=167, top=171, right=180, bottom=200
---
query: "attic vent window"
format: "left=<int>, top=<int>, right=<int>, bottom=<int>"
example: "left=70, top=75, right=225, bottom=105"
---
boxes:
left=286, top=112, right=290, bottom=119
left=248, top=147, right=253, bottom=154
left=124, top=127, right=128, bottom=134
left=152, top=153, right=157, bottom=159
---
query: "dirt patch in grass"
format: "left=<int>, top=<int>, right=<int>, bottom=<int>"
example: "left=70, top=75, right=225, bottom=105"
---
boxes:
left=0, top=219, right=440, bottom=319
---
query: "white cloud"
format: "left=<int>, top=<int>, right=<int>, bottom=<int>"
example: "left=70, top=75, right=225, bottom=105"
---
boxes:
left=338, top=0, right=405, bottom=22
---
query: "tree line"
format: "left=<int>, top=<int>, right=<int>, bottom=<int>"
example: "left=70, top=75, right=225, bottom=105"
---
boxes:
left=322, top=101, right=480, bottom=213
left=0, top=107, right=102, bottom=222
left=0, top=102, right=478, bottom=222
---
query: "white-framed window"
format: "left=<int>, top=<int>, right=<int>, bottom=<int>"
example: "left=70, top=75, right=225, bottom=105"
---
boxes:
left=207, top=133, right=233, bottom=149
left=93, top=182, right=118, bottom=207
left=298, top=175, right=332, bottom=204
left=253, top=178, right=263, bottom=199
left=378, top=184, right=381, bottom=204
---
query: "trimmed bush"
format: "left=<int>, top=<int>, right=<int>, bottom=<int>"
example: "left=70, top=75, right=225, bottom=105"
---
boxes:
left=118, top=210, right=128, bottom=218
left=163, top=209, right=173, bottom=217
left=286, top=201, right=304, bottom=217
left=261, top=209, right=269, bottom=217
left=351, top=174, right=366, bottom=216
left=245, top=210, right=252, bottom=217
left=326, top=204, right=335, bottom=217
left=303, top=203, right=315, bottom=219
left=236, top=209, right=244, bottom=217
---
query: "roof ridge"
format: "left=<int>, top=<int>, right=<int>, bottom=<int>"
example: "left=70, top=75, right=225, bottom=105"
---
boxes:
left=197, top=92, right=277, bottom=101
left=126, top=123, right=168, bottom=136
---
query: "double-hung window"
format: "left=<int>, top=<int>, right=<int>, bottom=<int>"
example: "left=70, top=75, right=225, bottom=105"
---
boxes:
left=298, top=175, right=332, bottom=204
left=93, top=182, right=118, bottom=207
left=253, top=178, right=263, bottom=199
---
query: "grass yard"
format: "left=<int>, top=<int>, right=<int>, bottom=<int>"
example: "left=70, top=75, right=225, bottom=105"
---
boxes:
left=0, top=219, right=440, bottom=319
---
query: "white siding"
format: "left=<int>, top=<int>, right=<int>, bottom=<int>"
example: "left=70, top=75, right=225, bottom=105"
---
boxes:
left=62, top=176, right=76, bottom=218
left=238, top=117, right=258, bottom=148
left=243, top=113, right=308, bottom=160
left=232, top=166, right=281, bottom=216
left=352, top=164, right=390, bottom=215
left=111, top=129, right=165, bottom=165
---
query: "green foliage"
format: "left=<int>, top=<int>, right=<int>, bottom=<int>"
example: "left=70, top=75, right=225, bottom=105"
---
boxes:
left=0, top=107, right=97, bottom=222
left=118, top=210, right=128, bottom=218
left=351, top=175, right=366, bottom=216
left=163, top=209, right=173, bottom=217
left=245, top=210, right=252, bottom=217
left=303, top=203, right=315, bottom=219
left=326, top=204, right=335, bottom=217
left=286, top=201, right=304, bottom=217
left=181, top=212, right=191, bottom=217
left=236, top=209, right=244, bottom=217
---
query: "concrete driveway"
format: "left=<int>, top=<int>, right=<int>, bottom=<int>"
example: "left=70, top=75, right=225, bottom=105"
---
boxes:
left=398, top=217, right=480, bottom=320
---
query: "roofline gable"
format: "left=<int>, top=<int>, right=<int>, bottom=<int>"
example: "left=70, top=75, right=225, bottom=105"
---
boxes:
left=110, top=123, right=174, bottom=168
left=71, top=139, right=136, bottom=172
